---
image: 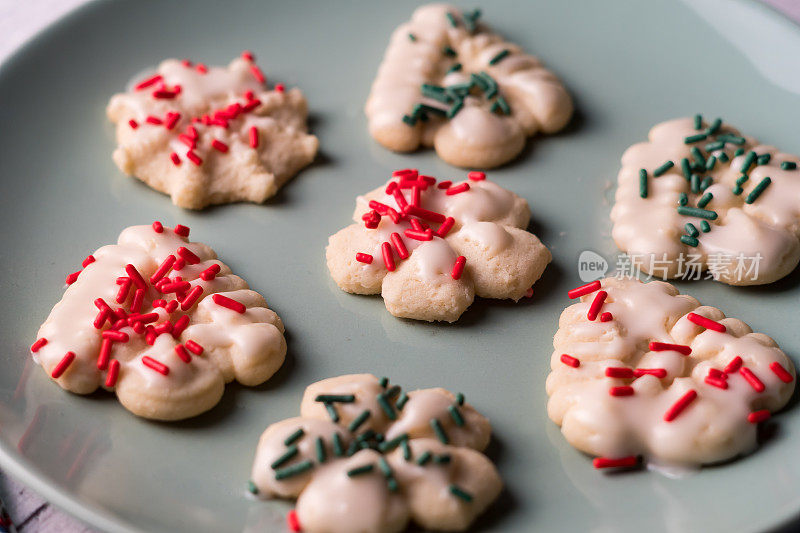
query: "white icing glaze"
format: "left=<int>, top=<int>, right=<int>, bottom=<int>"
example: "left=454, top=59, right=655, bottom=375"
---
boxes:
left=610, top=117, right=800, bottom=284
left=365, top=3, right=572, bottom=168
left=251, top=374, right=500, bottom=533
left=32, top=224, right=286, bottom=420
left=546, top=277, right=795, bottom=468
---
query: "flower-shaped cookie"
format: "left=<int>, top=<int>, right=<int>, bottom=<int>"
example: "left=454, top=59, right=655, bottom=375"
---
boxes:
left=326, top=170, right=551, bottom=322
left=546, top=277, right=795, bottom=469
left=107, top=52, right=318, bottom=209
left=365, top=4, right=573, bottom=169
left=250, top=374, right=502, bottom=533
left=610, top=116, right=800, bottom=285
left=30, top=223, right=286, bottom=420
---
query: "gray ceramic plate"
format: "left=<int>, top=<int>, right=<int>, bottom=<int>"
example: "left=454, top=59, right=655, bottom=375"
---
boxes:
left=1, top=0, right=800, bottom=531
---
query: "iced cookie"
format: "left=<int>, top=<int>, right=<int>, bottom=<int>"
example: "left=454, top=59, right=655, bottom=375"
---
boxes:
left=107, top=52, right=318, bottom=209
left=610, top=116, right=800, bottom=285
left=30, top=223, right=287, bottom=420
left=365, top=4, right=572, bottom=169
left=326, top=169, right=551, bottom=322
left=250, top=374, right=502, bottom=533
left=546, top=277, right=795, bottom=470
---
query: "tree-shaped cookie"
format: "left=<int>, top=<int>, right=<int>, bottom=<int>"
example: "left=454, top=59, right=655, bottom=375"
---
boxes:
left=546, top=277, right=795, bottom=469
left=250, top=374, right=502, bottom=533
left=326, top=169, right=551, bottom=322
left=107, top=52, right=318, bottom=209
left=366, top=4, right=573, bottom=168
left=611, top=116, right=800, bottom=284
left=30, top=223, right=287, bottom=420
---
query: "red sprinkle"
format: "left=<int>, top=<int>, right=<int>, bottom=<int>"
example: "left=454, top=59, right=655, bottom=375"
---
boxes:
left=568, top=280, right=601, bottom=299
left=411, top=185, right=421, bottom=207
left=468, top=171, right=486, bottom=181
left=609, top=386, right=634, bottom=397
left=105, top=359, right=120, bottom=387
left=404, top=229, right=433, bottom=241
left=128, top=312, right=159, bottom=325
left=748, top=410, right=771, bottom=424
left=436, top=217, right=455, bottom=238
left=177, top=247, right=201, bottom=265
left=605, top=367, right=634, bottom=378
left=212, top=294, right=247, bottom=314
left=287, top=509, right=301, bottom=532
left=128, top=119, right=139, bottom=129
left=242, top=50, right=255, bottom=61
left=150, top=255, right=176, bottom=284
left=200, top=264, right=222, bottom=281
left=153, top=322, right=173, bottom=336
left=173, top=257, right=186, bottom=271
left=649, top=342, right=692, bottom=356
left=708, top=368, right=727, bottom=380
left=116, top=278, right=131, bottom=304
left=145, top=326, right=157, bottom=346
left=131, top=288, right=144, bottom=313
left=381, top=242, right=396, bottom=272
left=165, top=300, right=179, bottom=313
left=633, top=368, right=667, bottom=378
left=174, top=225, right=190, bottom=237
left=739, top=367, right=765, bottom=392
left=125, top=264, right=147, bottom=290
left=152, top=221, right=164, bottom=233
left=51, top=352, right=76, bottom=379
left=146, top=115, right=163, bottom=125
left=175, top=344, right=192, bottom=363
left=185, top=340, right=204, bottom=355
left=687, top=312, right=726, bottom=333
left=180, top=285, right=204, bottom=311
left=404, top=205, right=446, bottom=224
left=437, top=180, right=453, bottom=189
left=249, top=126, right=259, bottom=148
left=134, top=74, right=163, bottom=90
left=250, top=65, right=266, bottom=83
left=31, top=338, right=48, bottom=352
left=593, top=456, right=638, bottom=469
left=165, top=112, right=181, bottom=129
left=770, top=361, right=794, bottom=383
left=186, top=150, right=203, bottom=166
left=663, top=390, right=697, bottom=422
left=170, top=152, right=181, bottom=166
left=82, top=255, right=96, bottom=268
left=356, top=253, right=373, bottom=264
left=93, top=309, right=110, bottom=329
left=704, top=376, right=728, bottom=389
left=172, top=315, right=190, bottom=338
left=586, top=290, right=607, bottom=321
left=211, top=139, right=229, bottom=153
left=724, top=356, right=743, bottom=374
left=275, top=83, right=285, bottom=93
left=178, top=134, right=196, bottom=148
left=65, top=271, right=80, bottom=285
left=446, top=183, right=470, bottom=195
left=599, top=312, right=613, bottom=322
left=196, top=63, right=208, bottom=74
left=142, top=356, right=169, bottom=376
left=560, top=354, right=580, bottom=368
left=97, top=338, right=112, bottom=370
left=102, top=330, right=129, bottom=342
left=524, top=287, right=534, bottom=298
left=451, top=256, right=466, bottom=280
left=390, top=233, right=409, bottom=259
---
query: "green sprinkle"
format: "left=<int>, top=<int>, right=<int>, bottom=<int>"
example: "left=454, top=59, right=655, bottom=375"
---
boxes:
left=638, top=169, right=648, bottom=198
left=401, top=439, right=411, bottom=460
left=700, top=220, right=711, bottom=232
left=718, top=152, right=729, bottom=163
left=449, top=484, right=473, bottom=502
left=384, top=385, right=401, bottom=399
left=387, top=478, right=398, bottom=492
left=697, top=192, right=713, bottom=208
left=380, top=377, right=389, bottom=388
left=346, top=440, right=359, bottom=457
left=693, top=114, right=703, bottom=130
left=348, top=409, right=371, bottom=433
left=653, top=160, right=674, bottom=177
left=490, top=101, right=501, bottom=114
left=247, top=480, right=259, bottom=495
left=356, top=429, right=375, bottom=444
left=481, top=71, right=498, bottom=98
left=284, top=428, right=305, bottom=446
left=740, top=151, right=757, bottom=173
left=378, top=457, right=393, bottom=477
left=396, top=392, right=409, bottom=411
left=442, top=45, right=457, bottom=57
left=379, top=433, right=408, bottom=452
left=680, top=235, right=699, bottom=247
left=677, top=206, right=718, bottom=220
left=704, top=141, right=724, bottom=152
left=781, top=161, right=797, bottom=170
left=732, top=185, right=744, bottom=195
left=706, top=117, right=722, bottom=135
left=495, top=95, right=511, bottom=115
left=347, top=463, right=374, bottom=477
left=315, top=437, right=326, bottom=463
left=324, top=403, right=339, bottom=423
left=315, top=394, right=356, bottom=403
left=685, top=223, right=699, bottom=238
left=489, top=49, right=510, bottom=65
left=271, top=445, right=299, bottom=470
left=274, top=460, right=313, bottom=480
left=470, top=73, right=489, bottom=91
left=446, top=99, right=464, bottom=119
left=430, top=418, right=449, bottom=444
left=375, top=433, right=384, bottom=443
left=446, top=62, right=463, bottom=74
left=700, top=176, right=713, bottom=191
left=678, top=192, right=688, bottom=206
left=684, top=133, right=708, bottom=144
left=734, top=148, right=745, bottom=157
left=745, top=177, right=772, bottom=204
left=757, top=153, right=771, bottom=166
left=718, top=133, right=745, bottom=145
left=421, top=84, right=452, bottom=103
left=690, top=161, right=704, bottom=173
left=691, top=147, right=706, bottom=167
left=417, top=451, right=432, bottom=466
left=681, top=158, right=692, bottom=180
left=377, top=394, right=397, bottom=420
left=419, top=104, right=447, bottom=117
left=705, top=155, right=716, bottom=171
left=333, top=433, right=344, bottom=457
left=434, top=454, right=452, bottom=464
left=446, top=12, right=458, bottom=27
left=456, top=392, right=465, bottom=405
left=448, top=405, right=465, bottom=427
left=736, top=174, right=749, bottom=186
left=408, top=33, right=417, bottom=42
left=401, top=114, right=416, bottom=127
left=690, top=174, right=700, bottom=194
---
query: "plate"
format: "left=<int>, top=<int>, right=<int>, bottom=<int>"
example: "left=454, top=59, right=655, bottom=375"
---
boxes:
left=1, top=0, right=800, bottom=531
